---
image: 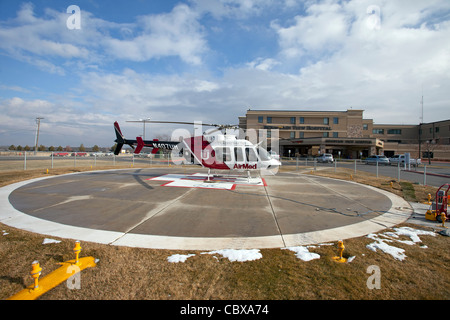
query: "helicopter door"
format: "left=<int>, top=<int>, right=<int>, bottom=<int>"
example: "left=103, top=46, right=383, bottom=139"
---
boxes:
left=233, top=147, right=245, bottom=169
left=244, top=146, right=259, bottom=170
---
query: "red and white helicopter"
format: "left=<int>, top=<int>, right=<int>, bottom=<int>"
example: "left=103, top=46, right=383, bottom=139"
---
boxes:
left=113, top=120, right=281, bottom=179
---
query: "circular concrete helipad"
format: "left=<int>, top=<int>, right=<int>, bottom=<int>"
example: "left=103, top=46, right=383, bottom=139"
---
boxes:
left=0, top=168, right=412, bottom=250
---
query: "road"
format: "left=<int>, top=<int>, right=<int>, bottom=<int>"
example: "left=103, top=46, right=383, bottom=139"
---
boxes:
left=285, top=159, right=450, bottom=187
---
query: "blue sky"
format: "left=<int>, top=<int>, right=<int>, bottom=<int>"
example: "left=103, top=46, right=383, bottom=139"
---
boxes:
left=0, top=0, right=449, bottom=147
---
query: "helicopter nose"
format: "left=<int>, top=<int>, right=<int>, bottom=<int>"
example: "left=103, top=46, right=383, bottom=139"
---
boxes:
left=272, top=158, right=281, bottom=166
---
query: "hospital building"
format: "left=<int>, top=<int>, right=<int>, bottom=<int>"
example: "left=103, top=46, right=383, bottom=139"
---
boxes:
left=238, top=109, right=450, bottom=160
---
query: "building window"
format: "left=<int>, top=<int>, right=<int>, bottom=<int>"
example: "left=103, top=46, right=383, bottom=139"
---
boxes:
left=267, top=117, right=272, bottom=124
left=436, top=127, right=440, bottom=133
left=333, top=132, right=339, bottom=138
left=290, top=131, right=295, bottom=139
left=372, top=129, right=384, bottom=134
left=363, top=124, right=368, bottom=130
left=267, top=130, right=271, bottom=138
left=258, top=116, right=263, bottom=123
left=387, top=129, right=402, bottom=134
left=333, top=117, right=339, bottom=124
left=299, top=132, right=304, bottom=138
left=290, top=117, right=296, bottom=124
left=323, top=117, right=329, bottom=125
left=299, top=117, right=304, bottom=124
left=323, top=132, right=329, bottom=138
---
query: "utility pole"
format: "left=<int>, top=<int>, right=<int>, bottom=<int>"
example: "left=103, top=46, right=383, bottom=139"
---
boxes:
left=34, top=117, right=44, bottom=155
left=418, top=90, right=423, bottom=160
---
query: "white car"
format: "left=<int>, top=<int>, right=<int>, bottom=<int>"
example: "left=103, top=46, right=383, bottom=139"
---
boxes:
left=317, top=153, right=334, bottom=163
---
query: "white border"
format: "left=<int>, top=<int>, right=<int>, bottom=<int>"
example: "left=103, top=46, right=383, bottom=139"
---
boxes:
left=0, top=170, right=412, bottom=250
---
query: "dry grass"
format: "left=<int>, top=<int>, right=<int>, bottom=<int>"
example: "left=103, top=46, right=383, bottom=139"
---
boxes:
left=1, top=165, right=449, bottom=300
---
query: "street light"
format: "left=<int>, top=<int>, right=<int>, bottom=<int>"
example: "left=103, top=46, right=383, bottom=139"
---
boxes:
left=127, top=118, right=151, bottom=140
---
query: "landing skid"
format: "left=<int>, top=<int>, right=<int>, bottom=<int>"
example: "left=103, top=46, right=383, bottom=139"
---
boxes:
left=204, top=169, right=261, bottom=184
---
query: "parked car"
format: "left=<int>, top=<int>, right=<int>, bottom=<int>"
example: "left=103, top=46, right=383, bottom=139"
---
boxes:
left=317, top=153, right=334, bottom=163
left=389, top=154, right=421, bottom=167
left=364, top=155, right=390, bottom=165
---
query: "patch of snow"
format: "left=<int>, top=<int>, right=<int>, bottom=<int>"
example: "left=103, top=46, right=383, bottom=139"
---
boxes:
left=202, top=249, right=262, bottom=262
left=42, top=238, right=61, bottom=244
left=392, top=227, right=435, bottom=243
left=167, top=254, right=195, bottom=263
left=283, top=246, right=320, bottom=261
left=366, top=241, right=406, bottom=261
left=366, top=226, right=435, bottom=261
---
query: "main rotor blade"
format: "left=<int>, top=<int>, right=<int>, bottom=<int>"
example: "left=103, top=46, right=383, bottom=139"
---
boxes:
left=133, top=120, right=239, bottom=129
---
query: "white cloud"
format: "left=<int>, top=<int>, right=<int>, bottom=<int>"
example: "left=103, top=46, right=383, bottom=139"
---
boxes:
left=104, top=4, right=207, bottom=64
left=0, top=3, right=208, bottom=73
left=267, top=0, right=450, bottom=123
left=0, top=3, right=89, bottom=59
left=247, top=57, right=280, bottom=71
left=0, top=96, right=116, bottom=147
left=272, top=0, right=351, bottom=58
left=190, top=0, right=274, bottom=19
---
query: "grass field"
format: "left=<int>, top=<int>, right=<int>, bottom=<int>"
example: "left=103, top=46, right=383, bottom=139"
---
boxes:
left=0, top=165, right=449, bottom=301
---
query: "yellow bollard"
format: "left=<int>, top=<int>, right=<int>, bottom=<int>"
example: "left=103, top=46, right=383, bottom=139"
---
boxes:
left=46, top=169, right=49, bottom=174
left=73, top=241, right=82, bottom=266
left=332, top=240, right=347, bottom=263
left=30, top=261, right=42, bottom=291
left=441, top=213, right=447, bottom=228
left=423, top=193, right=432, bottom=205
left=390, top=181, right=393, bottom=188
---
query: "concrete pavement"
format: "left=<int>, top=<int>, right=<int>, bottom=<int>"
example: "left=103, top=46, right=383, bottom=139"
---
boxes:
left=0, top=167, right=413, bottom=250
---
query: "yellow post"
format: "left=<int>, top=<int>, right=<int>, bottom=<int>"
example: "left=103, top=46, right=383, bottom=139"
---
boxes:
left=46, top=169, right=49, bottom=174
left=73, top=240, right=82, bottom=266
left=30, top=261, right=42, bottom=290
left=423, top=193, right=432, bottom=205
left=333, top=240, right=347, bottom=263
left=390, top=181, right=393, bottom=188
left=441, top=213, right=447, bottom=228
